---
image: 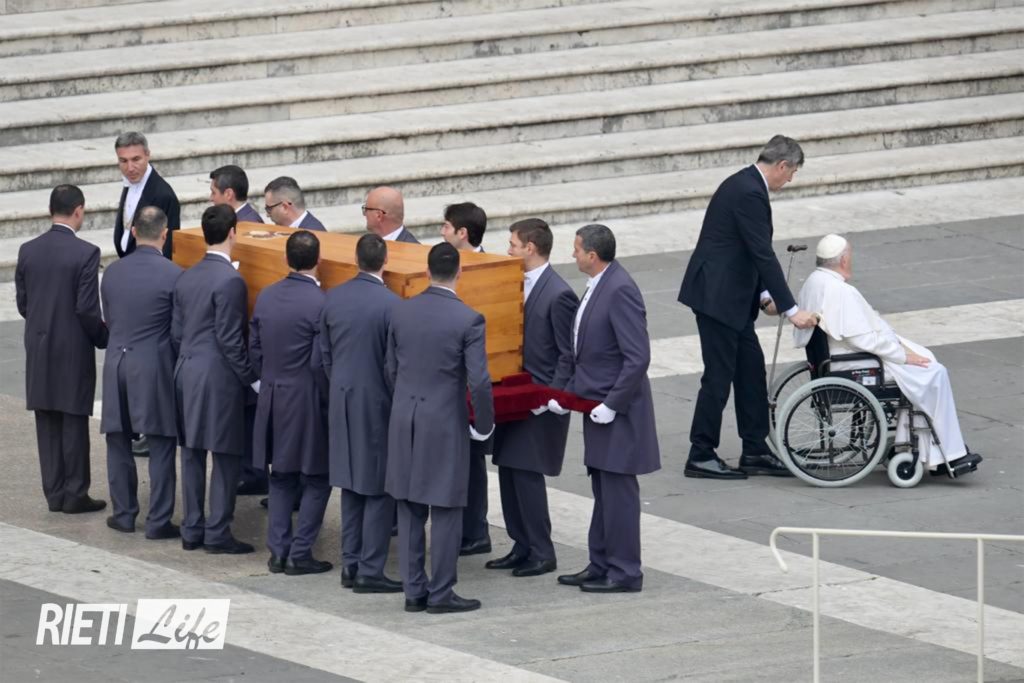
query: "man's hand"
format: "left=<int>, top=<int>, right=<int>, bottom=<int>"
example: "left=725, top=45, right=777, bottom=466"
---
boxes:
left=547, top=399, right=570, bottom=415
left=589, top=403, right=616, bottom=424
left=905, top=351, right=931, bottom=368
left=789, top=310, right=819, bottom=329
left=530, top=405, right=549, bottom=416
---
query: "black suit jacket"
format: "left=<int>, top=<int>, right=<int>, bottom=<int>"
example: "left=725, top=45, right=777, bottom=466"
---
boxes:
left=678, top=165, right=796, bottom=331
left=16, top=225, right=108, bottom=415
left=114, top=167, right=181, bottom=259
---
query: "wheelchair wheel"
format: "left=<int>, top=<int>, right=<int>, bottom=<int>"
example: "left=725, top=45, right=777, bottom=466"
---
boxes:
left=775, top=378, right=889, bottom=487
left=887, top=452, right=924, bottom=488
left=768, top=361, right=812, bottom=456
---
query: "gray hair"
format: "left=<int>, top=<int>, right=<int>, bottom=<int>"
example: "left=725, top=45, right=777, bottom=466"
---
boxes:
left=134, top=206, right=167, bottom=241
left=114, top=131, right=149, bottom=152
left=816, top=246, right=849, bottom=269
left=264, top=176, right=306, bottom=211
left=757, top=135, right=804, bottom=167
left=576, top=223, right=616, bottom=262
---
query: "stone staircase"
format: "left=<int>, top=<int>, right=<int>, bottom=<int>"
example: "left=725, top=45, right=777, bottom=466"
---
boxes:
left=0, top=0, right=1021, bottom=280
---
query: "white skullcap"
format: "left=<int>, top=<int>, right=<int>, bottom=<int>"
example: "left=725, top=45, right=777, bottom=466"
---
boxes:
left=816, top=234, right=848, bottom=260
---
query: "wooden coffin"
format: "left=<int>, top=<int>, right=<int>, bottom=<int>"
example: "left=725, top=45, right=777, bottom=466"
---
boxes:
left=172, top=222, right=524, bottom=379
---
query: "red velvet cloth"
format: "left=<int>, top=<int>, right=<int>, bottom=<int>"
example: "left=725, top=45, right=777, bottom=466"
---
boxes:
left=484, top=373, right=600, bottom=423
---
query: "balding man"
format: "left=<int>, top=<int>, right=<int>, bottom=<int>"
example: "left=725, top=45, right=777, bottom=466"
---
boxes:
left=264, top=176, right=325, bottom=231
left=363, top=186, right=419, bottom=244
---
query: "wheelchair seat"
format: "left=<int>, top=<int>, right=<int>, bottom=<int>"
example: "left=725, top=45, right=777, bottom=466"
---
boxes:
left=805, top=327, right=902, bottom=401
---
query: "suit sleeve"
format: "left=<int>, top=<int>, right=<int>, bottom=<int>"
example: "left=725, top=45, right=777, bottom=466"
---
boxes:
left=385, top=323, right=398, bottom=392
left=171, top=286, right=183, bottom=356
left=214, top=276, right=258, bottom=386
left=76, top=248, right=108, bottom=349
left=550, top=287, right=579, bottom=389
left=734, top=191, right=796, bottom=313
left=161, top=187, right=181, bottom=260
left=248, top=306, right=263, bottom=380
left=15, top=246, right=26, bottom=319
left=319, top=309, right=332, bottom=378
left=602, top=284, right=651, bottom=414
left=309, top=310, right=329, bottom=398
left=465, top=314, right=494, bottom=433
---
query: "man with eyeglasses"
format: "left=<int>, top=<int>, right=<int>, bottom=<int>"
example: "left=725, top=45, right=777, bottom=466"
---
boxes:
left=264, top=176, right=325, bottom=231
left=363, top=187, right=419, bottom=244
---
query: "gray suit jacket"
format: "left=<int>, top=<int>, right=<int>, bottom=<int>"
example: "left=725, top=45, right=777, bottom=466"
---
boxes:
left=100, top=245, right=183, bottom=437
left=16, top=225, right=108, bottom=415
left=172, top=253, right=258, bottom=455
left=250, top=273, right=327, bottom=474
left=384, top=286, right=494, bottom=508
left=236, top=203, right=264, bottom=224
left=567, top=260, right=661, bottom=475
left=321, top=272, right=400, bottom=494
left=298, top=212, right=326, bottom=232
left=493, top=265, right=579, bottom=475
left=393, top=227, right=419, bottom=244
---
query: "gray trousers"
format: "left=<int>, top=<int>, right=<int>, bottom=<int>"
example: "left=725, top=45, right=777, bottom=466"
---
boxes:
left=587, top=468, right=643, bottom=589
left=341, top=489, right=395, bottom=578
left=106, top=432, right=176, bottom=533
left=34, top=410, right=90, bottom=510
left=180, top=447, right=242, bottom=546
left=267, top=471, right=331, bottom=560
left=498, top=465, right=555, bottom=562
left=397, top=500, right=462, bottom=605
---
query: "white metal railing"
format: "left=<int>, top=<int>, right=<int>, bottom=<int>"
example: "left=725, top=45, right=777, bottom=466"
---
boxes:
left=768, top=527, right=1024, bottom=683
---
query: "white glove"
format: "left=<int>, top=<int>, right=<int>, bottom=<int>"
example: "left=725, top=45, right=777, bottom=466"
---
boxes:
left=250, top=380, right=261, bottom=394
left=589, top=403, right=616, bottom=424
left=530, top=405, right=549, bottom=416
left=469, top=424, right=493, bottom=442
left=547, top=399, right=570, bottom=415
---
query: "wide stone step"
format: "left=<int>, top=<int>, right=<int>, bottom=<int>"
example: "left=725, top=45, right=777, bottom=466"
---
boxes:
left=2, top=1, right=1020, bottom=100
left=3, top=50, right=1020, bottom=193
left=0, top=0, right=137, bottom=14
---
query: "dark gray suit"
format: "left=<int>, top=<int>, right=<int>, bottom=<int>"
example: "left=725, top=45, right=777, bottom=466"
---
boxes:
left=235, top=203, right=264, bottom=224
left=16, top=224, right=108, bottom=510
left=566, top=260, right=660, bottom=589
left=321, top=272, right=400, bottom=578
left=100, top=245, right=182, bottom=532
left=172, top=253, right=258, bottom=545
left=493, top=265, right=578, bottom=562
left=298, top=212, right=326, bottom=232
left=250, top=273, right=329, bottom=560
left=392, top=227, right=419, bottom=244
left=385, top=286, right=494, bottom=605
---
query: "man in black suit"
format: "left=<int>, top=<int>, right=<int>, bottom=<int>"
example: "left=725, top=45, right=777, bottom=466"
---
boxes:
left=210, top=164, right=264, bottom=224
left=678, top=135, right=817, bottom=480
left=113, top=132, right=181, bottom=259
left=173, top=205, right=258, bottom=554
left=100, top=206, right=182, bottom=538
left=363, top=186, right=420, bottom=244
left=490, top=219, right=578, bottom=577
left=16, top=184, right=109, bottom=514
left=264, top=176, right=326, bottom=231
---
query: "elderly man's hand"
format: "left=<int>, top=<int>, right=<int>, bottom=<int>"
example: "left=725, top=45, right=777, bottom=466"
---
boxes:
left=789, top=310, right=819, bottom=329
left=905, top=351, right=931, bottom=368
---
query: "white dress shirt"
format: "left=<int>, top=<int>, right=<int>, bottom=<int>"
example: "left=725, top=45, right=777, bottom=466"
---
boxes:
left=523, top=261, right=549, bottom=302
left=382, top=226, right=405, bottom=241
left=289, top=211, right=309, bottom=228
left=120, top=164, right=153, bottom=253
left=573, top=264, right=608, bottom=352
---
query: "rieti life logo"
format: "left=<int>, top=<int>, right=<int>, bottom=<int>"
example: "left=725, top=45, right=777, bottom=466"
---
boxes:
left=36, top=599, right=230, bottom=649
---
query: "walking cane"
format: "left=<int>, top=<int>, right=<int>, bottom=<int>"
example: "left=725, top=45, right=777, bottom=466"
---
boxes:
left=767, top=244, right=807, bottom=393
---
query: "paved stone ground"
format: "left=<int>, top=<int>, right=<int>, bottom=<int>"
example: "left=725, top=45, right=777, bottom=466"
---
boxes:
left=0, top=211, right=1021, bottom=682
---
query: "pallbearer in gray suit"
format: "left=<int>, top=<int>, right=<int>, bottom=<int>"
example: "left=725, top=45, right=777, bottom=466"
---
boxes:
left=250, top=231, right=333, bottom=576
left=551, top=224, right=661, bottom=593
left=100, top=207, right=183, bottom=539
left=264, top=176, right=326, bottom=231
left=440, top=201, right=492, bottom=556
left=321, top=234, right=403, bottom=593
left=489, top=219, right=578, bottom=577
left=363, top=186, right=420, bottom=244
left=173, top=205, right=258, bottom=555
left=385, top=243, right=494, bottom=614
left=210, top=164, right=264, bottom=225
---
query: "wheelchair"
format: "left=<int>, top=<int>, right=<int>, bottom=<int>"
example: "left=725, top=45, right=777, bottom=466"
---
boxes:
left=768, top=327, right=966, bottom=488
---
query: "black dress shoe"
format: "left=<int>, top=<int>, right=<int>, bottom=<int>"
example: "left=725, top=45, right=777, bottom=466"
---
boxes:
left=485, top=552, right=528, bottom=570
left=145, top=523, right=180, bottom=540
left=204, top=538, right=255, bottom=555
left=684, top=457, right=748, bottom=480
left=739, top=453, right=793, bottom=477
left=285, top=557, right=333, bottom=575
left=459, top=537, right=492, bottom=556
left=268, top=554, right=286, bottom=574
left=259, top=497, right=268, bottom=509
left=580, top=576, right=642, bottom=593
left=405, top=596, right=428, bottom=612
left=106, top=516, right=135, bottom=533
left=426, top=593, right=481, bottom=614
left=557, top=567, right=605, bottom=586
left=48, top=501, right=62, bottom=512
left=932, top=452, right=983, bottom=477
left=513, top=558, right=557, bottom=577
left=131, top=435, right=150, bottom=457
left=182, top=539, right=203, bottom=551
left=237, top=481, right=269, bottom=496
left=353, top=574, right=403, bottom=593
left=340, top=565, right=356, bottom=588
left=62, top=496, right=107, bottom=514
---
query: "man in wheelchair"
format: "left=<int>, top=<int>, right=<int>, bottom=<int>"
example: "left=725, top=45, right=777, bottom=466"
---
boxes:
left=793, top=234, right=982, bottom=479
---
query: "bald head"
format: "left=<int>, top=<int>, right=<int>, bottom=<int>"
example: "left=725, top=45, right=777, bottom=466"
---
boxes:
left=364, top=186, right=405, bottom=235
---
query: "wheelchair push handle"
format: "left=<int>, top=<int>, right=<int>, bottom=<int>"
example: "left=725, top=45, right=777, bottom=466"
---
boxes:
left=787, top=244, right=808, bottom=253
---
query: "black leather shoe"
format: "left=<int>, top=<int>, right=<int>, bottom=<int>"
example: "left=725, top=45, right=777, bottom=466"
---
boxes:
left=459, top=537, right=492, bottom=556
left=557, top=568, right=605, bottom=586
left=684, top=457, right=748, bottom=480
left=267, top=554, right=286, bottom=573
left=485, top=552, right=528, bottom=570
left=580, top=576, right=642, bottom=593
left=62, top=496, right=107, bottom=514
left=145, top=523, right=180, bottom=540
left=739, top=453, right=793, bottom=477
left=47, top=501, right=62, bottom=512
left=405, top=596, right=428, bottom=612
left=237, top=481, right=268, bottom=496
left=426, top=593, right=481, bottom=614
left=106, top=515, right=135, bottom=533
left=285, top=557, right=333, bottom=575
left=932, top=453, right=983, bottom=477
left=353, top=574, right=403, bottom=593
left=513, top=558, right=557, bottom=577
left=340, top=565, right=356, bottom=588
left=259, top=497, right=268, bottom=509
left=258, top=496, right=300, bottom=511
left=182, top=539, right=203, bottom=551
left=204, top=538, right=255, bottom=555
left=131, top=435, right=150, bottom=457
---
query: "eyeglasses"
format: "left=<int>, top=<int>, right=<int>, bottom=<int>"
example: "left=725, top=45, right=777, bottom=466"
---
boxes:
left=264, top=201, right=284, bottom=213
left=361, top=205, right=386, bottom=216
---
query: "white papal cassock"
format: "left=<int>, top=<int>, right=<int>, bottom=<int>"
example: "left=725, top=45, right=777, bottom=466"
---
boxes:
left=794, top=268, right=968, bottom=468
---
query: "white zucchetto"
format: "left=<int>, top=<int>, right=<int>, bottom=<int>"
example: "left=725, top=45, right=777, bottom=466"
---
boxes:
left=816, top=234, right=848, bottom=260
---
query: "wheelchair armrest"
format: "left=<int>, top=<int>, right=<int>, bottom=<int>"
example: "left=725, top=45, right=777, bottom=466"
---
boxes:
left=820, top=353, right=888, bottom=386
